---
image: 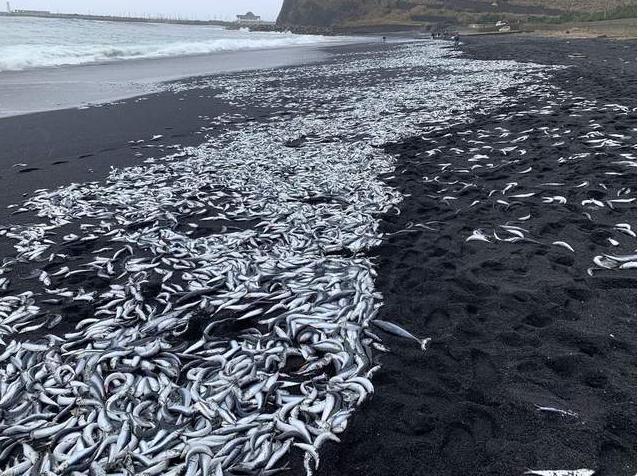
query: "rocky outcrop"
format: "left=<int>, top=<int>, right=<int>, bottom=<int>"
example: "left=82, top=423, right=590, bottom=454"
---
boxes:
left=277, top=0, right=368, bottom=27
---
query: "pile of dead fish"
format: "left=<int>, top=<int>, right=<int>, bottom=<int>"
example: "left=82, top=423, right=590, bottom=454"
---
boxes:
left=0, top=43, right=545, bottom=474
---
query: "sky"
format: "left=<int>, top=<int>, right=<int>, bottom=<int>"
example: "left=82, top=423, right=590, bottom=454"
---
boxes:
left=4, top=0, right=285, bottom=21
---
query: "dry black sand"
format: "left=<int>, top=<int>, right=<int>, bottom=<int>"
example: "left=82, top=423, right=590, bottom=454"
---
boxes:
left=0, top=36, right=635, bottom=475
left=312, top=36, right=637, bottom=476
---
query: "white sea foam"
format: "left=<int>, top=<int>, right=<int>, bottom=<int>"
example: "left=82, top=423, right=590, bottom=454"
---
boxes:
left=0, top=36, right=329, bottom=71
left=0, top=16, right=336, bottom=71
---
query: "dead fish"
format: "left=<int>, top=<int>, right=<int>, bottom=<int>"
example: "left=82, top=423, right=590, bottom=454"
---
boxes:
left=524, top=470, right=594, bottom=476
left=466, top=229, right=491, bottom=243
left=372, top=320, right=431, bottom=351
left=0, top=39, right=630, bottom=476
left=552, top=241, right=575, bottom=253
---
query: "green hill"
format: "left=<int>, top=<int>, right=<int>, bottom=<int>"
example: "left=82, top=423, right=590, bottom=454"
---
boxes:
left=277, top=0, right=636, bottom=28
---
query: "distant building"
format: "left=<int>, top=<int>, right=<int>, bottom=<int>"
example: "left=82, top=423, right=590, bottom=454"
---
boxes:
left=236, top=11, right=261, bottom=24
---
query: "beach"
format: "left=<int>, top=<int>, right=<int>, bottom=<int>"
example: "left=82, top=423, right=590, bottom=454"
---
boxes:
left=0, top=33, right=635, bottom=475
left=311, top=35, right=637, bottom=476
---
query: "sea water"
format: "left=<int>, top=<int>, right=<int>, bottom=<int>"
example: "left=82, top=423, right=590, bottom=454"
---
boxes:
left=0, top=15, right=358, bottom=117
left=0, top=15, right=333, bottom=72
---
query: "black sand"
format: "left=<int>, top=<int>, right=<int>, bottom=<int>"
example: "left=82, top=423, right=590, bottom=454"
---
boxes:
left=0, top=88, right=259, bottom=222
left=312, top=36, right=637, bottom=476
left=0, top=36, right=635, bottom=476
left=0, top=42, right=379, bottom=223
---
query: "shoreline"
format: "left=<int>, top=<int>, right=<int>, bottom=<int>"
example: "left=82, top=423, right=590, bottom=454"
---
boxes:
left=0, top=35, right=635, bottom=475
left=0, top=38, right=368, bottom=119
left=0, top=41, right=388, bottom=223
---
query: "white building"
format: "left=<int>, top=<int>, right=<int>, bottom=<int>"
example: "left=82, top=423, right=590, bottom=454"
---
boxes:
left=236, top=11, right=261, bottom=24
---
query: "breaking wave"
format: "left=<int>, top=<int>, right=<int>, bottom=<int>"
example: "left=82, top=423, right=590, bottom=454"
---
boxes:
left=0, top=35, right=330, bottom=72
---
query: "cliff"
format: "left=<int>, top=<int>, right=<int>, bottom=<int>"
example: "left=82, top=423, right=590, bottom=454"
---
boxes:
left=276, top=0, right=636, bottom=29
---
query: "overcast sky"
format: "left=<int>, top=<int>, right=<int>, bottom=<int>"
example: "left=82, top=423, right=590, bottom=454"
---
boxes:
left=4, top=0, right=285, bottom=21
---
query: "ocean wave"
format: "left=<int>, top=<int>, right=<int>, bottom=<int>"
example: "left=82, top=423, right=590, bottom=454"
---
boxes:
left=0, top=35, right=328, bottom=72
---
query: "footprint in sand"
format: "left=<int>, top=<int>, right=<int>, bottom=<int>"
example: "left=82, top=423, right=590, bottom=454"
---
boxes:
left=523, top=312, right=553, bottom=328
left=471, top=349, right=499, bottom=385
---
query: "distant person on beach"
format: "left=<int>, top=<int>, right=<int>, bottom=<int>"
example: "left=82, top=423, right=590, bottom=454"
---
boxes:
left=382, top=36, right=386, bottom=43
left=454, top=34, right=460, bottom=47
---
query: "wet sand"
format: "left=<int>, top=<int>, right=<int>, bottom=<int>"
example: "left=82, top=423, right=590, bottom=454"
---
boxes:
left=0, top=41, right=360, bottom=118
left=0, top=86, right=259, bottom=222
left=0, top=41, right=375, bottom=219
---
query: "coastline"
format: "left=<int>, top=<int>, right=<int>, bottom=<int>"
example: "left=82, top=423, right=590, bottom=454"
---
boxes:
left=0, top=41, right=383, bottom=223
left=0, top=35, right=635, bottom=475
left=0, top=38, right=367, bottom=119
left=0, top=11, right=235, bottom=27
